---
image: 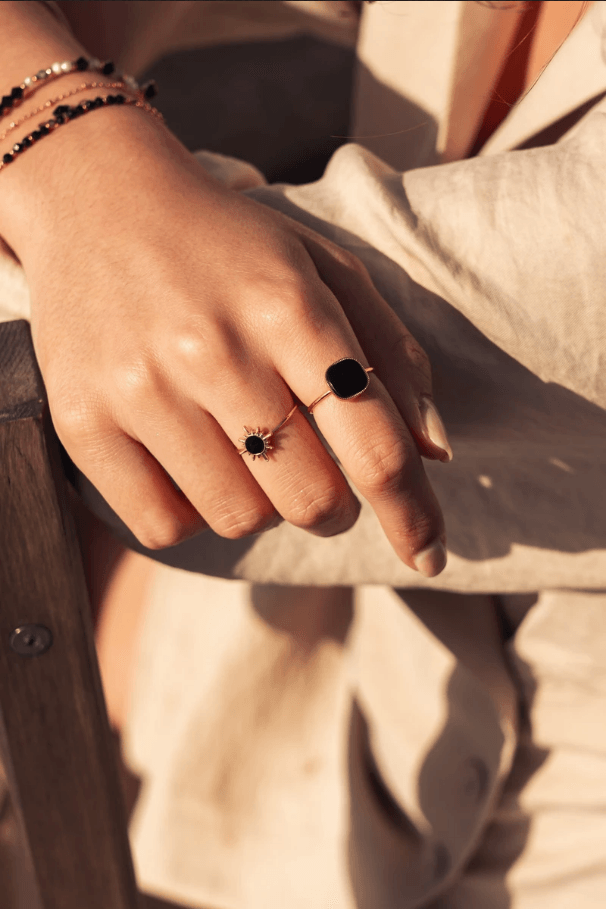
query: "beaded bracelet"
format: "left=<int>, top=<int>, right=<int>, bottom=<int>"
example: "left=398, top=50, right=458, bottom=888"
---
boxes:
left=0, top=94, right=164, bottom=172
left=0, top=80, right=148, bottom=144
left=0, top=57, right=153, bottom=119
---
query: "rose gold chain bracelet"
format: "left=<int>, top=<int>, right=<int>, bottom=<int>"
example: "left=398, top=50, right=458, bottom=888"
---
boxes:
left=0, top=93, right=164, bottom=174
left=0, top=81, right=133, bottom=143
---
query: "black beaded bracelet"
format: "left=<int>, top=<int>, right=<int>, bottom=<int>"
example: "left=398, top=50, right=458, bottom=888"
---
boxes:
left=0, top=57, right=155, bottom=120
left=0, top=93, right=163, bottom=172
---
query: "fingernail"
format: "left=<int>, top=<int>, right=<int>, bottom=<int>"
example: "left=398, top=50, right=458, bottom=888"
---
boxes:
left=419, top=396, right=453, bottom=462
left=413, top=539, right=447, bottom=577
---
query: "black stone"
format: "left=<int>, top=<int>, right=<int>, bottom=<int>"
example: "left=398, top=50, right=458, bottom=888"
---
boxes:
left=245, top=435, right=266, bottom=456
left=105, top=94, right=116, bottom=105
left=114, top=94, right=125, bottom=104
left=101, top=61, right=115, bottom=75
left=11, top=86, right=23, bottom=99
left=143, top=82, right=157, bottom=99
left=92, top=97, right=104, bottom=108
left=21, top=137, right=31, bottom=148
left=80, top=99, right=92, bottom=111
left=2, top=95, right=12, bottom=107
left=32, top=130, right=42, bottom=140
left=53, top=114, right=65, bottom=124
left=2, top=153, right=13, bottom=164
left=38, top=125, right=49, bottom=136
left=75, top=56, right=89, bottom=71
left=325, top=358, right=369, bottom=400
left=53, top=104, right=70, bottom=115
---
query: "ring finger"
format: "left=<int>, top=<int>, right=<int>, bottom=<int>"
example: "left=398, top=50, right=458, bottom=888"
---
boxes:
left=127, top=377, right=361, bottom=541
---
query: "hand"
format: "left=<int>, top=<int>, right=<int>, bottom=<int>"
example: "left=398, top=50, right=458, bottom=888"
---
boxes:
left=0, top=106, right=450, bottom=577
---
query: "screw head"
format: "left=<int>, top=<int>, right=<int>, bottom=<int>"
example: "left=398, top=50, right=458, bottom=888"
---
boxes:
left=9, top=624, right=53, bottom=657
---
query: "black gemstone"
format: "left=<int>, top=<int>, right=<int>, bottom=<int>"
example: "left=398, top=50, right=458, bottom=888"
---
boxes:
left=80, top=99, right=92, bottom=111
left=245, top=435, right=266, bottom=456
left=114, top=93, right=125, bottom=104
left=75, top=56, right=89, bottom=71
left=105, top=94, right=116, bottom=105
left=32, top=130, right=42, bottom=140
left=53, top=114, right=65, bottom=124
left=53, top=104, right=70, bottom=115
left=2, top=153, right=13, bottom=164
left=325, top=358, right=370, bottom=400
left=21, top=137, right=31, bottom=148
left=38, top=124, right=49, bottom=135
left=143, top=82, right=157, bottom=99
left=2, top=95, right=12, bottom=107
left=11, top=86, right=23, bottom=100
left=101, top=61, right=115, bottom=75
left=92, top=96, right=104, bottom=108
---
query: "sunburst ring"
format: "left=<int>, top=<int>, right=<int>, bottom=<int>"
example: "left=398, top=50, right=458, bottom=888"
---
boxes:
left=237, top=403, right=299, bottom=461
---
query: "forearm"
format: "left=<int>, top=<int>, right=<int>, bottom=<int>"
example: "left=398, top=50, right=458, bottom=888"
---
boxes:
left=0, top=2, right=91, bottom=249
left=0, top=2, right=209, bottom=268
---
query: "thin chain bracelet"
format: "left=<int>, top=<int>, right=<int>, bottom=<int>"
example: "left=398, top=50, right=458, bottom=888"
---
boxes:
left=0, top=81, right=132, bottom=143
left=0, top=94, right=164, bottom=173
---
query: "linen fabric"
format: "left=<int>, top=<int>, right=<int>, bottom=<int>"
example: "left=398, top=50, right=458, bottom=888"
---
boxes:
left=2, top=2, right=606, bottom=907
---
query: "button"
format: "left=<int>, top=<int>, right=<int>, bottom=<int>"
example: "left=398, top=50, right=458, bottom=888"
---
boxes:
left=9, top=624, right=53, bottom=657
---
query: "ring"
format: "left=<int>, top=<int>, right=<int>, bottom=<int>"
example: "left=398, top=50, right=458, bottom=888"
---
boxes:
left=307, top=358, right=374, bottom=414
left=238, top=403, right=299, bottom=461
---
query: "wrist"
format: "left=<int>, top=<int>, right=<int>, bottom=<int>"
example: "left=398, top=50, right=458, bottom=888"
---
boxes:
left=0, top=101, right=212, bottom=268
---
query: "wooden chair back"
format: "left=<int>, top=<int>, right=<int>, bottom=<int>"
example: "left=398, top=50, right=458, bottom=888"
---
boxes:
left=0, top=319, right=140, bottom=909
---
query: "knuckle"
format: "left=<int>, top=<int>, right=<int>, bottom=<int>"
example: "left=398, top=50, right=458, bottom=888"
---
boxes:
left=390, top=331, right=432, bottom=389
left=355, top=435, right=410, bottom=497
left=168, top=323, right=239, bottom=375
left=135, top=518, right=187, bottom=551
left=113, top=355, right=163, bottom=405
left=52, top=396, right=102, bottom=442
left=403, top=333, right=430, bottom=371
left=265, top=285, right=313, bottom=330
left=212, top=503, right=276, bottom=540
left=168, top=328, right=212, bottom=366
left=285, top=483, right=348, bottom=531
left=253, top=273, right=327, bottom=336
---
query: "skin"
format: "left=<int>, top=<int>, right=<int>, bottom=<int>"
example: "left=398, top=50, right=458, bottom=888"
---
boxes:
left=0, top=0, right=453, bottom=740
left=0, top=2, right=450, bottom=579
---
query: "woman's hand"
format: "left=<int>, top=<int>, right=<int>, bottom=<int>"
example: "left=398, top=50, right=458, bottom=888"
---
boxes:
left=0, top=105, right=450, bottom=577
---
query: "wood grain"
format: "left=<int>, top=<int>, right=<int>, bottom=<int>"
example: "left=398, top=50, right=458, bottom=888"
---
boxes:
left=0, top=320, right=140, bottom=909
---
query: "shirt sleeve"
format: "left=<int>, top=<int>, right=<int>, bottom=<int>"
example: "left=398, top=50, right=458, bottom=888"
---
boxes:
left=229, top=101, right=606, bottom=593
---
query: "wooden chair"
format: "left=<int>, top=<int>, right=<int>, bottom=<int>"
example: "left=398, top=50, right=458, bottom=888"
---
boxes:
left=0, top=319, right=186, bottom=908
